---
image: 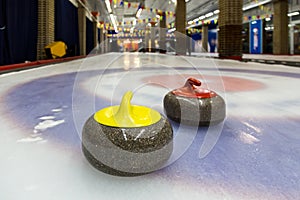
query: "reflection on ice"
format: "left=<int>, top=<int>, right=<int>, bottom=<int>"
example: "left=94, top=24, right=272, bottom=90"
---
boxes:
left=51, top=108, right=63, bottom=112
left=17, top=137, right=43, bottom=143
left=18, top=116, right=66, bottom=143
left=34, top=119, right=65, bottom=132
left=38, top=116, right=55, bottom=120
left=238, top=131, right=260, bottom=144
left=242, top=122, right=262, bottom=134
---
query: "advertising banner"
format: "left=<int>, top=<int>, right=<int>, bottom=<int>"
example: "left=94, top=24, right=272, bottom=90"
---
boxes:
left=250, top=19, right=263, bottom=54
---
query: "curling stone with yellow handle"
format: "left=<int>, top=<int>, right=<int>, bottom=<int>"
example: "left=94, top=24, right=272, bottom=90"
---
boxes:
left=163, top=78, right=226, bottom=126
left=82, top=91, right=173, bottom=176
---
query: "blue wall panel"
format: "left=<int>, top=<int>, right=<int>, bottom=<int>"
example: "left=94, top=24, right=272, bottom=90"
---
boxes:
left=0, top=0, right=38, bottom=65
left=55, top=0, right=80, bottom=57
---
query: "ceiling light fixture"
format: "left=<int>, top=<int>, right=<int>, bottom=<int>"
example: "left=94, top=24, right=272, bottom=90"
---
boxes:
left=136, top=8, right=143, bottom=18
left=199, top=15, right=205, bottom=20
left=288, top=11, right=300, bottom=17
left=186, top=15, right=218, bottom=29
left=110, top=14, right=118, bottom=33
left=243, top=0, right=271, bottom=11
left=187, top=0, right=271, bottom=28
left=130, top=27, right=134, bottom=34
left=213, top=10, right=219, bottom=14
left=105, top=0, right=112, bottom=13
left=205, top=12, right=213, bottom=18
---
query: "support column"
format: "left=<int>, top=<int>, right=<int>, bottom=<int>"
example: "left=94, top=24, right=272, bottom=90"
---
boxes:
left=92, top=12, right=99, bottom=49
left=78, top=0, right=86, bottom=56
left=290, top=24, right=294, bottom=55
left=202, top=24, right=208, bottom=52
left=37, top=0, right=55, bottom=60
left=218, top=0, right=243, bottom=60
left=93, top=21, right=98, bottom=48
left=145, top=27, right=150, bottom=51
left=100, top=27, right=104, bottom=53
left=150, top=22, right=156, bottom=52
left=159, top=13, right=167, bottom=53
left=273, top=0, right=289, bottom=54
left=175, top=0, right=186, bottom=55
left=104, top=33, right=109, bottom=53
left=100, top=28, right=104, bottom=44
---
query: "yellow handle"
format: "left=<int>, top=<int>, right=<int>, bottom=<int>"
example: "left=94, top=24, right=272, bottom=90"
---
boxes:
left=113, top=91, right=135, bottom=126
left=94, top=91, right=161, bottom=127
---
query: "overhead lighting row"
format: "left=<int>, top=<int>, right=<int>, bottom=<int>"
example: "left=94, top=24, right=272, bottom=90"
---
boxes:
left=105, top=0, right=119, bottom=33
left=110, top=14, right=118, bottom=33
left=188, top=6, right=299, bottom=27
left=243, top=0, right=271, bottom=11
left=187, top=0, right=272, bottom=26
left=188, top=10, right=219, bottom=25
left=105, top=0, right=112, bottom=13
left=136, top=8, right=143, bottom=18
left=288, top=11, right=300, bottom=17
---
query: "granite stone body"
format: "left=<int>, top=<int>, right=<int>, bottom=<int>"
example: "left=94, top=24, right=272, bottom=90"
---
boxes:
left=82, top=115, right=173, bottom=176
left=163, top=92, right=226, bottom=126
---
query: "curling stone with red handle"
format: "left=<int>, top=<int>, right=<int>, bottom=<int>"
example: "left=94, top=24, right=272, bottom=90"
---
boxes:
left=163, top=78, right=226, bottom=126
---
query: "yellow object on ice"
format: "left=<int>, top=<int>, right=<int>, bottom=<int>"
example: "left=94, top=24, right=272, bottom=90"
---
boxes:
left=94, top=91, right=161, bottom=127
left=44, top=41, right=67, bottom=59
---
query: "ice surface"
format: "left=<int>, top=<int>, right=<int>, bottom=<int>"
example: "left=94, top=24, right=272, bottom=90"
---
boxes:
left=0, top=53, right=300, bottom=200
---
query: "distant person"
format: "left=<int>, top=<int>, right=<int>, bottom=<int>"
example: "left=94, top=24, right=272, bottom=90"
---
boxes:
left=253, top=28, right=259, bottom=51
left=210, top=39, right=217, bottom=53
left=195, top=40, right=202, bottom=52
left=166, top=42, right=171, bottom=52
left=186, top=37, right=192, bottom=56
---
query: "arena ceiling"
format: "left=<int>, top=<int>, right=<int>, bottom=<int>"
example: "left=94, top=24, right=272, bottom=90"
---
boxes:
left=85, top=0, right=267, bottom=30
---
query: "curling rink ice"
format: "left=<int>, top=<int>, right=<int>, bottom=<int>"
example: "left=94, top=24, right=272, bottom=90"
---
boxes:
left=0, top=53, right=300, bottom=200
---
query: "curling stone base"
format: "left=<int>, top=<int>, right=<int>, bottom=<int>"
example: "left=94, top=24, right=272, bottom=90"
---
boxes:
left=164, top=92, right=226, bottom=126
left=82, top=115, right=173, bottom=176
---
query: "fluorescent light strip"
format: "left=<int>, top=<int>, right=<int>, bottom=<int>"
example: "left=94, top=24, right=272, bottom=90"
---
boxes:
left=136, top=8, right=143, bottom=18
left=243, top=0, right=272, bottom=11
left=186, top=16, right=218, bottom=29
left=288, top=11, right=300, bottom=17
left=199, top=15, right=205, bottom=20
left=213, top=10, right=220, bottom=14
left=205, top=12, right=213, bottom=18
left=110, top=14, right=118, bottom=33
left=187, top=0, right=271, bottom=27
left=105, top=0, right=112, bottom=13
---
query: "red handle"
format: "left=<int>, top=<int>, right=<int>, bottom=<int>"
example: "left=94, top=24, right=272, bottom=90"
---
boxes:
left=172, top=77, right=217, bottom=99
left=185, top=77, right=201, bottom=87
